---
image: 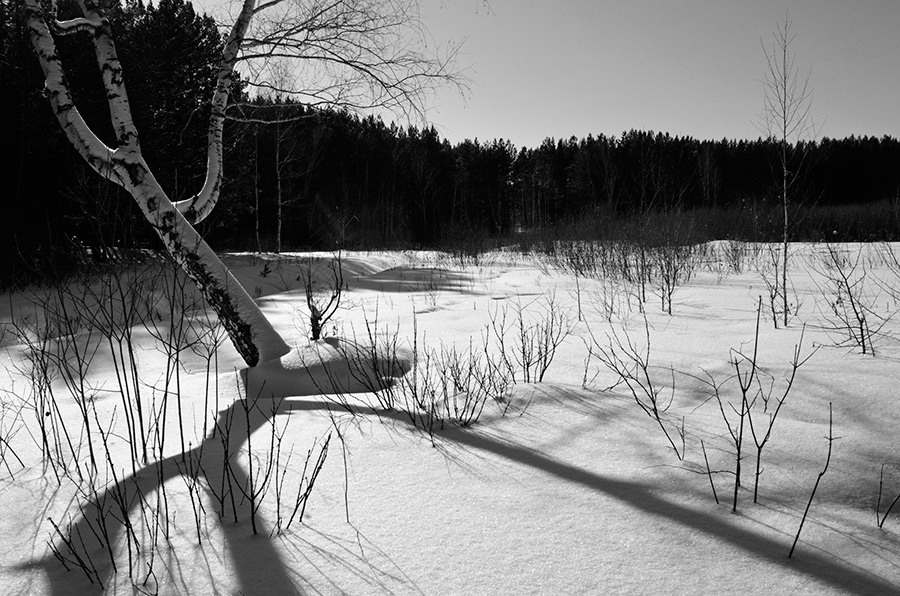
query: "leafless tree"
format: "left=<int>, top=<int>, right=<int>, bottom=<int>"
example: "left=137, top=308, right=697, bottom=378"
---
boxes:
left=759, top=14, right=819, bottom=328
left=299, top=252, right=345, bottom=341
left=24, top=0, right=462, bottom=366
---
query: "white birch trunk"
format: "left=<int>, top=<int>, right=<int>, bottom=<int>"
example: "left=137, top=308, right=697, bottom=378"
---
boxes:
left=25, top=0, right=290, bottom=366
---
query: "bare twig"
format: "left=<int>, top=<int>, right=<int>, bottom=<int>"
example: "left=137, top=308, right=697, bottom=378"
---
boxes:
left=789, top=402, right=835, bottom=558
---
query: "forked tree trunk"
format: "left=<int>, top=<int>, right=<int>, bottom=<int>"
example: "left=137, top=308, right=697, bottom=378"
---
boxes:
left=25, top=0, right=290, bottom=366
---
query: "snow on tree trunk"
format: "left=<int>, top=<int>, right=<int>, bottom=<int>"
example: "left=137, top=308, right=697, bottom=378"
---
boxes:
left=25, top=0, right=289, bottom=367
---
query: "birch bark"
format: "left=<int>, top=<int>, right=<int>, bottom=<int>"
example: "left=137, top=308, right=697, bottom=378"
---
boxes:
left=25, top=0, right=290, bottom=366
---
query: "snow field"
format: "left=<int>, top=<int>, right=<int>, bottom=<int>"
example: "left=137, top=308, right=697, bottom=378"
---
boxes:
left=1, top=242, right=900, bottom=595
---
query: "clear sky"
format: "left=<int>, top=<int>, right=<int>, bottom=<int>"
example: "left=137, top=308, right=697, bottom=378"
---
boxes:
left=416, top=0, right=900, bottom=148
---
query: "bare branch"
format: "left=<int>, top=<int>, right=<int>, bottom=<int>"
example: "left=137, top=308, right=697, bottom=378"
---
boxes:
left=234, top=0, right=466, bottom=122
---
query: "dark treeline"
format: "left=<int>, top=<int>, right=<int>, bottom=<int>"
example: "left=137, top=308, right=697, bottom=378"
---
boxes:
left=4, top=0, right=900, bottom=286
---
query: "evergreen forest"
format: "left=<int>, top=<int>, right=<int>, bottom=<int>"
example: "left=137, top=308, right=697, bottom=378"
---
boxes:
left=4, top=0, right=900, bottom=287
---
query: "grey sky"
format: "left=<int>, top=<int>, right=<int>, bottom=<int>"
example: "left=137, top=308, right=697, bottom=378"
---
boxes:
left=419, top=0, right=900, bottom=148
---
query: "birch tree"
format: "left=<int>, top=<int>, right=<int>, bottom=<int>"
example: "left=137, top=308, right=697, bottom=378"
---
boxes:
left=759, top=15, right=818, bottom=327
left=25, top=0, right=459, bottom=366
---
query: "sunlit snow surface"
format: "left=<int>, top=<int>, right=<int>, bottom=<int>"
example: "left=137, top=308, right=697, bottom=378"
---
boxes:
left=1, top=245, right=899, bottom=595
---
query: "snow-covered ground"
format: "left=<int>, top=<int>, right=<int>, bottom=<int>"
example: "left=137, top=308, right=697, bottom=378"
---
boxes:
left=1, top=243, right=900, bottom=595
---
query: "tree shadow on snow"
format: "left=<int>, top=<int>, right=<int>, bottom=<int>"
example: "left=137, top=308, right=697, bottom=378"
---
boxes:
left=23, top=347, right=413, bottom=596
left=434, top=423, right=900, bottom=596
left=26, top=352, right=900, bottom=596
left=25, top=399, right=317, bottom=595
left=345, top=267, right=477, bottom=295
